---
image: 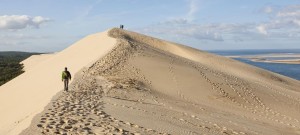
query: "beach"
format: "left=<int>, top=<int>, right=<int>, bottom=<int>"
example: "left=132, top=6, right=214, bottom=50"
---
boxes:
left=228, top=54, right=300, bottom=64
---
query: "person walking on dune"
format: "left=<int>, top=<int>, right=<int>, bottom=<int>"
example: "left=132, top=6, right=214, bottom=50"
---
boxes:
left=62, top=67, right=71, bottom=91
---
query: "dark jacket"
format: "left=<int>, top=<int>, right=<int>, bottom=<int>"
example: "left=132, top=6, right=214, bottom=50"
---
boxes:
left=62, top=71, right=71, bottom=80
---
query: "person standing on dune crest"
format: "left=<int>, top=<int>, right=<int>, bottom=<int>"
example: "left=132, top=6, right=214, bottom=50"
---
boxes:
left=62, top=67, right=71, bottom=91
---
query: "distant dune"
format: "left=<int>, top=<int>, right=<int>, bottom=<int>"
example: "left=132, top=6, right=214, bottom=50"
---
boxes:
left=2, top=28, right=300, bottom=135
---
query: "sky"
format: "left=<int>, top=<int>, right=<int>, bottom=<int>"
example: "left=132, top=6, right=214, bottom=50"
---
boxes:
left=0, top=0, right=300, bottom=52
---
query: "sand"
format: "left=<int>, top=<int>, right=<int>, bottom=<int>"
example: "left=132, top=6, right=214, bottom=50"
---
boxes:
left=2, top=28, right=300, bottom=135
left=21, top=53, right=56, bottom=71
left=229, top=54, right=300, bottom=64
left=0, top=30, right=116, bottom=135
left=269, top=59, right=300, bottom=64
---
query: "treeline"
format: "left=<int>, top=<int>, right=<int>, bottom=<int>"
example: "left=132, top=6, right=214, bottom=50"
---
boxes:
left=0, top=52, right=41, bottom=86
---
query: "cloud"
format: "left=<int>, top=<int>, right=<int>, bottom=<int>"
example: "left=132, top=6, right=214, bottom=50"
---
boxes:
left=256, top=25, right=268, bottom=35
left=76, top=0, right=103, bottom=20
left=0, top=33, right=49, bottom=40
left=159, top=18, right=189, bottom=25
left=161, top=0, right=200, bottom=25
left=256, top=5, right=300, bottom=37
left=277, top=5, right=300, bottom=18
left=187, top=0, right=199, bottom=20
left=262, top=6, right=274, bottom=14
left=137, top=20, right=273, bottom=42
left=136, top=4, right=300, bottom=43
left=137, top=23, right=245, bottom=41
left=137, top=23, right=254, bottom=42
left=0, top=15, right=51, bottom=30
left=257, top=5, right=300, bottom=35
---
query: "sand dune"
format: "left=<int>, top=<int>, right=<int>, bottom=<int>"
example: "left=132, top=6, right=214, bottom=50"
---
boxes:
left=2, top=28, right=300, bottom=135
left=0, top=30, right=116, bottom=135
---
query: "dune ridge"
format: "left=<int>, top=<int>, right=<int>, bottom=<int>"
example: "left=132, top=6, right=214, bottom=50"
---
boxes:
left=19, top=28, right=300, bottom=135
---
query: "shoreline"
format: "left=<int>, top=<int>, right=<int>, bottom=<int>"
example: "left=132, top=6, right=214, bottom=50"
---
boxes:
left=227, top=53, right=300, bottom=64
left=251, top=58, right=300, bottom=64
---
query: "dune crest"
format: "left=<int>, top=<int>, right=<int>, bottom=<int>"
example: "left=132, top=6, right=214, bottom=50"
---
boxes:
left=3, top=28, right=300, bottom=135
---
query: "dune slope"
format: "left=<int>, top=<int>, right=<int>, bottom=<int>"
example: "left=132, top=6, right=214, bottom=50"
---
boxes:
left=21, top=53, right=55, bottom=72
left=21, top=28, right=300, bottom=135
left=0, top=30, right=116, bottom=135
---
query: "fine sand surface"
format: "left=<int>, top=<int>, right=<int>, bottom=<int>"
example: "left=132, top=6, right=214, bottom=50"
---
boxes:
left=18, top=28, right=300, bottom=135
left=21, top=53, right=56, bottom=71
left=0, top=30, right=116, bottom=135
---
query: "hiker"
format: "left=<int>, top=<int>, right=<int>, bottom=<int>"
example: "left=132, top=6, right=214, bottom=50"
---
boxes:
left=62, top=67, right=71, bottom=91
left=120, top=24, right=124, bottom=29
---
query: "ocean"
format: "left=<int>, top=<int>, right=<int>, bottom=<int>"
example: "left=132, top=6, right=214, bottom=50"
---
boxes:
left=208, top=49, right=300, bottom=81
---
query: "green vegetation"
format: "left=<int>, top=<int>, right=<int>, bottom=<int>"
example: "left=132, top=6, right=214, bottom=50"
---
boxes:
left=0, top=52, right=40, bottom=86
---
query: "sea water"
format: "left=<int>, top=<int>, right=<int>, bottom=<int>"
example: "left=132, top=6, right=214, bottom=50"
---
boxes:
left=209, top=49, right=300, bottom=81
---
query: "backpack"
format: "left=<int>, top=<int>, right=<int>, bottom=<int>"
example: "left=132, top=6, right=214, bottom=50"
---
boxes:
left=62, top=71, right=70, bottom=79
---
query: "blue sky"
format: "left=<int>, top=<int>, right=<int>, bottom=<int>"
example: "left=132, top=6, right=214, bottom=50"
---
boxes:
left=0, top=0, right=300, bottom=52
